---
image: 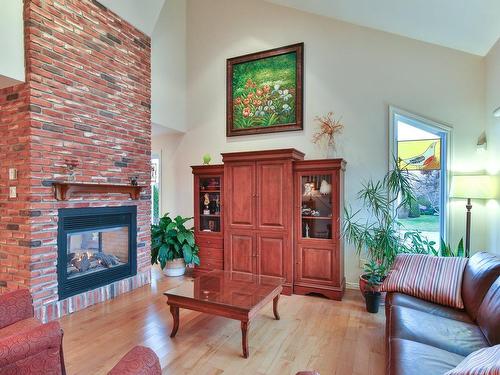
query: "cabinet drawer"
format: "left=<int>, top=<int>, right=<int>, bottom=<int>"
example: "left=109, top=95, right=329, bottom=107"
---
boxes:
left=199, top=247, right=223, bottom=260
left=198, top=257, right=223, bottom=270
left=196, top=236, right=223, bottom=248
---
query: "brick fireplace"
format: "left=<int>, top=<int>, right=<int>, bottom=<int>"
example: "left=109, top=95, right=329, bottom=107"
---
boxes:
left=0, top=0, right=151, bottom=321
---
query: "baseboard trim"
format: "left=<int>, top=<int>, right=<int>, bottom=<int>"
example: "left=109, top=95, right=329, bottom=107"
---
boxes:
left=345, top=282, right=358, bottom=290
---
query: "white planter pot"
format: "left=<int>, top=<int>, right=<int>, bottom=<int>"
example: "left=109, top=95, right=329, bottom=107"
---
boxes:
left=163, top=258, right=186, bottom=277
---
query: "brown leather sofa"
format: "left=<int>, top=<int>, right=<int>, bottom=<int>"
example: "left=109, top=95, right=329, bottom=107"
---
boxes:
left=385, top=252, right=500, bottom=375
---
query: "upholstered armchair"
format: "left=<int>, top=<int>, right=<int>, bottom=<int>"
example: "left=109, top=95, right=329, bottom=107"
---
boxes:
left=0, top=289, right=66, bottom=375
left=107, top=346, right=161, bottom=375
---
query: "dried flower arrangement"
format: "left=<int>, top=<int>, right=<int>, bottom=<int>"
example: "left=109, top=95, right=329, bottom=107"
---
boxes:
left=312, top=112, right=344, bottom=148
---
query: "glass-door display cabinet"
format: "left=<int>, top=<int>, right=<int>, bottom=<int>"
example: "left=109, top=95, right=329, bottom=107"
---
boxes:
left=192, top=165, right=224, bottom=273
left=294, top=159, right=345, bottom=300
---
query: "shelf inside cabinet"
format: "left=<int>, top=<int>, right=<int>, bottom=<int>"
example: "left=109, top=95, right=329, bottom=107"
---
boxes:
left=302, top=216, right=331, bottom=220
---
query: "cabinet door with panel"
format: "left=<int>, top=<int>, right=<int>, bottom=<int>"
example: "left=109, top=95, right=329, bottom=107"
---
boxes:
left=225, top=230, right=255, bottom=274
left=225, top=162, right=256, bottom=230
left=256, top=161, right=290, bottom=231
left=294, top=159, right=345, bottom=300
left=256, top=232, right=289, bottom=280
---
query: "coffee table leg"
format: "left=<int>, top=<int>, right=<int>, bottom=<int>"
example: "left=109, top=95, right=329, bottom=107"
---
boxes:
left=241, top=321, right=249, bottom=358
left=273, top=294, right=280, bottom=320
left=169, top=305, right=179, bottom=338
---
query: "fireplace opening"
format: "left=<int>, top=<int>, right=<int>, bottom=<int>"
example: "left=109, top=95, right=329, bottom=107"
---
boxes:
left=58, top=206, right=137, bottom=300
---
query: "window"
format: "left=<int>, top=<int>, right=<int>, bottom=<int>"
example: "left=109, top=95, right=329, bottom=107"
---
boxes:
left=390, top=107, right=451, bottom=247
left=151, top=153, right=161, bottom=224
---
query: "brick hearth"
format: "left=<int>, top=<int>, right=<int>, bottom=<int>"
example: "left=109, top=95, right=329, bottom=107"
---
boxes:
left=0, top=0, right=151, bottom=321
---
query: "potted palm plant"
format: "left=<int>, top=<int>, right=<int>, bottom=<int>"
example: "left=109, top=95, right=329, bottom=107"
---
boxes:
left=343, top=159, right=436, bottom=299
left=151, top=213, right=200, bottom=276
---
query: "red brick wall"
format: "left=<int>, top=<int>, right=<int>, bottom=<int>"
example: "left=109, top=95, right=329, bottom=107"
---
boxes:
left=0, top=0, right=151, bottom=320
left=0, top=84, right=32, bottom=292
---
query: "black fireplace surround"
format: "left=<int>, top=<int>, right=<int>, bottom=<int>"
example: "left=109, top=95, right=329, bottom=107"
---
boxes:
left=57, top=206, right=137, bottom=300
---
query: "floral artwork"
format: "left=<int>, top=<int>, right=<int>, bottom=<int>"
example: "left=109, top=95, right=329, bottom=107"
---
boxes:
left=226, top=43, right=303, bottom=136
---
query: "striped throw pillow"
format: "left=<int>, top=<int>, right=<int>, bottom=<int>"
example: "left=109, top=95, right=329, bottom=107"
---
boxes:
left=445, top=345, right=500, bottom=375
left=381, top=254, right=468, bottom=309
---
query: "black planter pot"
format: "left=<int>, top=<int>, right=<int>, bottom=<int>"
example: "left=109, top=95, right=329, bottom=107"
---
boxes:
left=364, top=291, right=381, bottom=313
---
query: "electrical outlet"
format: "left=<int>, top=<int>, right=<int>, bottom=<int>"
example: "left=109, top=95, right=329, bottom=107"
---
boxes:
left=8, top=168, right=17, bottom=180
left=9, top=186, right=17, bottom=198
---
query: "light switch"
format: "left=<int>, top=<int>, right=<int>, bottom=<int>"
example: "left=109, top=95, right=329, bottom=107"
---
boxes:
left=8, top=168, right=17, bottom=180
left=9, top=186, right=17, bottom=198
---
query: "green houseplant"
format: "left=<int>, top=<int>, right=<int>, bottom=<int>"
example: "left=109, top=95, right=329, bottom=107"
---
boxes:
left=363, top=260, right=387, bottom=313
left=343, top=159, right=436, bottom=299
left=151, top=213, right=200, bottom=276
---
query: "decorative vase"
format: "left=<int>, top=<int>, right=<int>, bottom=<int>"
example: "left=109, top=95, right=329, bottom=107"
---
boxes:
left=163, top=258, right=186, bottom=277
left=319, top=180, right=331, bottom=195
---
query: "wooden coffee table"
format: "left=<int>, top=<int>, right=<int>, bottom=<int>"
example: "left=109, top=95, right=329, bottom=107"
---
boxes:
left=164, top=270, right=283, bottom=358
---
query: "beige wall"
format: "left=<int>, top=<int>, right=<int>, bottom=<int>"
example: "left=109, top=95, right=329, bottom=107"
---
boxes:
left=485, top=40, right=500, bottom=253
left=152, top=0, right=187, bottom=132
left=0, top=0, right=24, bottom=88
left=153, top=0, right=493, bottom=285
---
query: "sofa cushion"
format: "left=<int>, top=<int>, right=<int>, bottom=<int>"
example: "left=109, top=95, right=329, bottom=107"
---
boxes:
left=382, top=254, right=468, bottom=309
left=0, top=317, right=41, bottom=339
left=444, top=345, right=500, bottom=375
left=462, top=252, right=500, bottom=321
left=476, top=277, right=500, bottom=346
left=388, top=338, right=464, bottom=375
left=390, top=305, right=489, bottom=357
left=386, top=293, right=472, bottom=323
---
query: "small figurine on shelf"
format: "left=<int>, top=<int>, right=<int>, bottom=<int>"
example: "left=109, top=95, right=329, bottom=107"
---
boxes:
left=130, top=176, right=138, bottom=186
left=305, top=223, right=310, bottom=238
left=215, top=196, right=220, bottom=214
left=203, top=193, right=210, bottom=215
left=64, top=158, right=79, bottom=182
left=320, top=179, right=331, bottom=195
left=208, top=220, right=216, bottom=231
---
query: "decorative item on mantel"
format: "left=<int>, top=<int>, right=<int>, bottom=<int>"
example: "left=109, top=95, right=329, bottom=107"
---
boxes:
left=312, top=112, right=344, bottom=158
left=64, top=158, right=79, bottom=182
left=130, top=176, right=139, bottom=186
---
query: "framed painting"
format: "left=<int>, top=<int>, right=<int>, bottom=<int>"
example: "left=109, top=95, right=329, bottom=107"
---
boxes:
left=226, top=43, right=304, bottom=137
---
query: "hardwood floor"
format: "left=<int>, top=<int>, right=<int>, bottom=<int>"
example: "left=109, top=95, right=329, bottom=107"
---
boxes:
left=59, top=268, right=385, bottom=375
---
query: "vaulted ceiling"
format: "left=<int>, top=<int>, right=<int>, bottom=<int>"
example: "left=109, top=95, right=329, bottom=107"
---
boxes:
left=98, top=0, right=165, bottom=36
left=264, top=0, right=500, bottom=56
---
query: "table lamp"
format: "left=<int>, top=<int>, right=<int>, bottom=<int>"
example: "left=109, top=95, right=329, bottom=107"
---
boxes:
left=450, top=174, right=499, bottom=257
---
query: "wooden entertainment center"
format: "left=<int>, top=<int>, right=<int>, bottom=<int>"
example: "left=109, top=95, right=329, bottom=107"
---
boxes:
left=192, top=149, right=345, bottom=300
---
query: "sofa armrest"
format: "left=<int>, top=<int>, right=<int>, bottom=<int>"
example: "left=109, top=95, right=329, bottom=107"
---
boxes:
left=107, top=346, right=161, bottom=375
left=0, top=289, right=34, bottom=329
left=0, top=321, right=62, bottom=368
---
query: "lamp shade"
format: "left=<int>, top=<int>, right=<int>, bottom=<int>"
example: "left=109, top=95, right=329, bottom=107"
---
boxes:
left=450, top=175, right=499, bottom=199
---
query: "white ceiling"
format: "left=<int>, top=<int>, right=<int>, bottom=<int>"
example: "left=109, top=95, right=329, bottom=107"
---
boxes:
left=265, top=0, right=500, bottom=56
left=98, top=0, right=165, bottom=36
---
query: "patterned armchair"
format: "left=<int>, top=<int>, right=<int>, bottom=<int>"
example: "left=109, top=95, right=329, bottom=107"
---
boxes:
left=0, top=289, right=66, bottom=375
left=0, top=290, right=161, bottom=375
left=107, top=346, right=161, bottom=375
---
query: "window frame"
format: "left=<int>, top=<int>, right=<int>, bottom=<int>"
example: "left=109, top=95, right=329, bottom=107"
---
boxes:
left=151, top=152, right=162, bottom=224
left=388, top=106, right=453, bottom=243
